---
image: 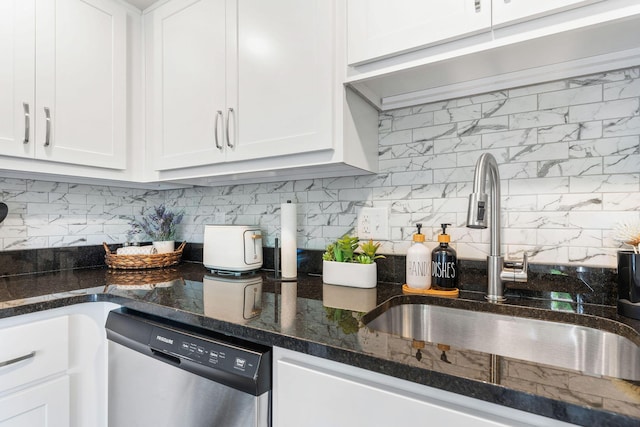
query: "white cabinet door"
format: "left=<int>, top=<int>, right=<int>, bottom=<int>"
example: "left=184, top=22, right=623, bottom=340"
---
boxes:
left=0, top=377, right=69, bottom=427
left=0, top=0, right=35, bottom=158
left=227, top=0, right=333, bottom=162
left=34, top=0, right=127, bottom=169
left=148, top=0, right=227, bottom=171
left=273, top=348, right=572, bottom=427
left=347, top=0, right=492, bottom=65
left=492, top=0, right=604, bottom=27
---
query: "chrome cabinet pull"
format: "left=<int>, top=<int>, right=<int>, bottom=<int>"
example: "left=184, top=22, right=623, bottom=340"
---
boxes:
left=0, top=351, right=36, bottom=368
left=225, top=107, right=234, bottom=149
left=43, top=107, right=51, bottom=147
left=475, top=0, right=481, bottom=12
left=23, top=102, right=30, bottom=144
left=214, top=110, right=223, bottom=150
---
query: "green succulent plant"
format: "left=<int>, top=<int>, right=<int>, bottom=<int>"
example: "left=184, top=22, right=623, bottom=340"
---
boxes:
left=322, top=235, right=385, bottom=264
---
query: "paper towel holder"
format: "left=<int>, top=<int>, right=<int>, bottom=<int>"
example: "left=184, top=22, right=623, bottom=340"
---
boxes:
left=280, top=200, right=298, bottom=281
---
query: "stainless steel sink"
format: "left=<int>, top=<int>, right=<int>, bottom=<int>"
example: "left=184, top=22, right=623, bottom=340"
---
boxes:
left=363, top=299, right=640, bottom=380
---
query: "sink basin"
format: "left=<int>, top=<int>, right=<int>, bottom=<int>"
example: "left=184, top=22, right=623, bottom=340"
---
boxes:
left=363, top=299, right=640, bottom=380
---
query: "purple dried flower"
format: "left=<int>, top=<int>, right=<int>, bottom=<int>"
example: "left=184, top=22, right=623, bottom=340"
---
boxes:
left=127, top=204, right=184, bottom=241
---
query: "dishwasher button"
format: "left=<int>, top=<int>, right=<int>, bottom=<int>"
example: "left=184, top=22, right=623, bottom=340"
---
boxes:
left=234, top=357, right=246, bottom=370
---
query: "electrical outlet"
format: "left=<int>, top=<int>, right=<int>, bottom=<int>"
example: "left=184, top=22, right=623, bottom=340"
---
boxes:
left=357, top=207, right=389, bottom=241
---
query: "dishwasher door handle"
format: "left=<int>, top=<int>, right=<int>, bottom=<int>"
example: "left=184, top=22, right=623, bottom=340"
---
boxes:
left=150, top=349, right=181, bottom=366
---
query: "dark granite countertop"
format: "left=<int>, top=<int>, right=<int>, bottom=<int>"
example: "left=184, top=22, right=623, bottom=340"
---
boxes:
left=1, top=261, right=639, bottom=426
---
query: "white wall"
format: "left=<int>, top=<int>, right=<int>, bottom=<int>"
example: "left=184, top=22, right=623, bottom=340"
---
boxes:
left=1, top=66, right=638, bottom=268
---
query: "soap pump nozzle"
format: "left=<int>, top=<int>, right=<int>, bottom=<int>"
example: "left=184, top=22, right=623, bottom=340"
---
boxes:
left=438, top=223, right=451, bottom=243
left=413, top=223, right=425, bottom=242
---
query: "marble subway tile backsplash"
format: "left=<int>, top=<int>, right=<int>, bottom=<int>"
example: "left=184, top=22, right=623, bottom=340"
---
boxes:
left=1, top=67, right=639, bottom=268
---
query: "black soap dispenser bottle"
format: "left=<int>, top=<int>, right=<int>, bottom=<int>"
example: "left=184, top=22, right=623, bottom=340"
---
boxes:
left=431, top=223, right=458, bottom=290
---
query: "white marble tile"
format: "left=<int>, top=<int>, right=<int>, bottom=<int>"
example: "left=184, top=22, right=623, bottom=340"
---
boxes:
left=510, top=108, right=568, bottom=129
left=482, top=129, right=537, bottom=149
left=391, top=170, right=433, bottom=186
left=509, top=141, right=569, bottom=162
left=604, top=154, right=640, bottom=174
left=379, top=129, right=412, bottom=146
left=508, top=177, right=569, bottom=195
left=433, top=135, right=482, bottom=153
left=483, top=95, right=537, bottom=117
left=570, top=98, right=640, bottom=122
left=508, top=211, right=569, bottom=228
left=603, top=77, right=640, bottom=101
left=392, top=111, right=434, bottom=130
left=412, top=123, right=457, bottom=141
left=458, top=116, right=509, bottom=136
left=537, top=194, right=603, bottom=211
left=569, top=174, right=639, bottom=193
left=537, top=158, right=603, bottom=177
left=536, top=228, right=602, bottom=247
left=569, top=136, right=639, bottom=157
left=538, top=85, right=602, bottom=109
left=569, top=210, right=638, bottom=229
left=433, top=104, right=481, bottom=125
left=602, top=192, right=640, bottom=210
left=372, top=185, right=412, bottom=201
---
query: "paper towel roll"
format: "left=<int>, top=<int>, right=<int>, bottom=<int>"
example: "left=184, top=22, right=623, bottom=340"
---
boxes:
left=281, top=201, right=297, bottom=279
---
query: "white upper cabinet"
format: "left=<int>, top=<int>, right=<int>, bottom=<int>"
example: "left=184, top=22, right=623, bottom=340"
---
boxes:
left=0, top=0, right=35, bottom=159
left=149, top=0, right=335, bottom=173
left=147, top=0, right=227, bottom=170
left=0, top=0, right=127, bottom=170
left=229, top=0, right=333, bottom=162
left=346, top=0, right=640, bottom=110
left=492, top=0, right=603, bottom=27
left=347, top=0, right=491, bottom=65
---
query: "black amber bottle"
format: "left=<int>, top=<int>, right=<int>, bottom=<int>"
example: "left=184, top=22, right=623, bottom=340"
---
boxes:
left=431, top=223, right=458, bottom=290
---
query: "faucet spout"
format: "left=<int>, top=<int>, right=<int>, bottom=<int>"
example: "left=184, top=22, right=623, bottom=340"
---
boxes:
left=466, top=153, right=508, bottom=302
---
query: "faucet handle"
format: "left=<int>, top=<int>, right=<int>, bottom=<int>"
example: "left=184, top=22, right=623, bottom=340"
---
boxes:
left=501, top=253, right=528, bottom=283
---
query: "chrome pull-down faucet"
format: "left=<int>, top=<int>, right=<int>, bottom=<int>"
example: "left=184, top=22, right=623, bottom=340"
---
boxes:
left=466, top=153, right=528, bottom=302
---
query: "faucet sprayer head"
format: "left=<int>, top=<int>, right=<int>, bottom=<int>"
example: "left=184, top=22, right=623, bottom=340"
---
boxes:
left=467, top=192, right=488, bottom=229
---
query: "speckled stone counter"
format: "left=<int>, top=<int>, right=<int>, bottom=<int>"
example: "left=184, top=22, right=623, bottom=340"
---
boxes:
left=1, top=262, right=639, bottom=426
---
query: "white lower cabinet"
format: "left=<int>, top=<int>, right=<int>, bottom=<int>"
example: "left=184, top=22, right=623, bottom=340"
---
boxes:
left=273, top=347, right=574, bottom=427
left=0, top=376, right=69, bottom=427
left=0, top=302, right=119, bottom=427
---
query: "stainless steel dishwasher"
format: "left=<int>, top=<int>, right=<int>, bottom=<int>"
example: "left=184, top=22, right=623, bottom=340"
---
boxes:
left=105, top=308, right=271, bottom=427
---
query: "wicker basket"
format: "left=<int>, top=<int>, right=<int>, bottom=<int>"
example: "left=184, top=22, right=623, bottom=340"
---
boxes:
left=103, top=241, right=186, bottom=269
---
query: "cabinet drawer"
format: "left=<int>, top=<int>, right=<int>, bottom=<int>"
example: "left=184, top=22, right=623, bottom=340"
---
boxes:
left=0, top=316, right=68, bottom=394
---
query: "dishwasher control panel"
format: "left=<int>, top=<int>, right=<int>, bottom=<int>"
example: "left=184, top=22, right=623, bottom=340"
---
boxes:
left=149, top=326, right=262, bottom=379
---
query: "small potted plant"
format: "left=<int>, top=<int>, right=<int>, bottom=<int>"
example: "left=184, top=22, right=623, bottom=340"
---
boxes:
left=128, top=204, right=184, bottom=253
left=322, top=235, right=384, bottom=288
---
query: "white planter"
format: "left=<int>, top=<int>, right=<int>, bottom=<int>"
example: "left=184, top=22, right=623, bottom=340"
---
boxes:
left=152, top=240, right=175, bottom=254
left=322, top=260, right=377, bottom=289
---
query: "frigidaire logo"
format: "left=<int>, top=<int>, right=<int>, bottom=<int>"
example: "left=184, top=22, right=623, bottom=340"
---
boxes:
left=156, top=335, right=173, bottom=345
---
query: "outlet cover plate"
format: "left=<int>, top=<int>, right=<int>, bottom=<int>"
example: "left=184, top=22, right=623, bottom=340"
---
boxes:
left=357, top=207, right=389, bottom=241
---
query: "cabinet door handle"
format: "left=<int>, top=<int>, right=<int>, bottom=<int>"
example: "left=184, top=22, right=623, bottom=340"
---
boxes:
left=0, top=351, right=36, bottom=368
left=43, top=107, right=51, bottom=147
left=22, top=102, right=30, bottom=144
left=475, top=0, right=481, bottom=12
left=225, top=107, right=235, bottom=149
left=214, top=110, right=223, bottom=150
